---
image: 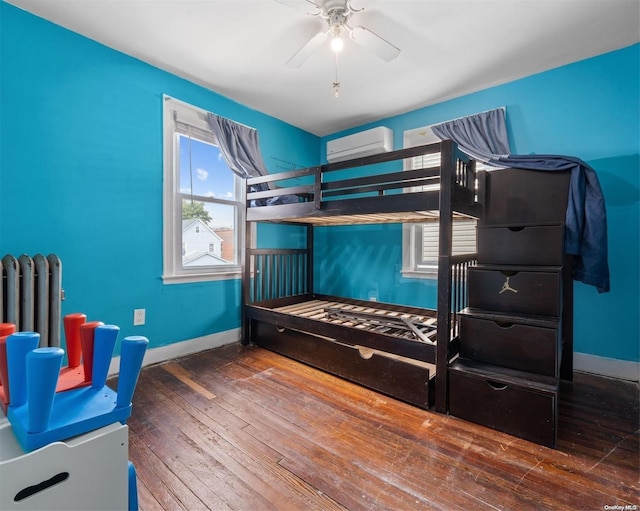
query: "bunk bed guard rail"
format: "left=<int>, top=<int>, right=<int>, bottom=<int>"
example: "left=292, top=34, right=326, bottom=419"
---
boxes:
left=245, top=140, right=479, bottom=219
left=247, top=249, right=310, bottom=304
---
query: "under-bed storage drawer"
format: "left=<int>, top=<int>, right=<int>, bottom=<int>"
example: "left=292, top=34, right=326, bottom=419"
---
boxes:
left=468, top=266, right=562, bottom=316
left=252, top=321, right=435, bottom=409
left=477, top=225, right=565, bottom=266
left=448, top=361, right=558, bottom=447
left=459, top=311, right=561, bottom=377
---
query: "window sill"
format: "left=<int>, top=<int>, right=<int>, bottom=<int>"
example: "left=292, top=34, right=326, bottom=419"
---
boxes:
left=162, top=270, right=241, bottom=285
left=401, top=269, right=438, bottom=280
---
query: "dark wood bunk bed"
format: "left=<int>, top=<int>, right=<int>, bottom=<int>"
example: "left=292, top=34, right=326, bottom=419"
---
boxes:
left=242, top=140, right=481, bottom=413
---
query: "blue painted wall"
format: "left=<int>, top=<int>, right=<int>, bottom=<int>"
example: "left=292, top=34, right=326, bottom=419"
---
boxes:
left=0, top=3, right=319, bottom=351
left=317, top=44, right=639, bottom=362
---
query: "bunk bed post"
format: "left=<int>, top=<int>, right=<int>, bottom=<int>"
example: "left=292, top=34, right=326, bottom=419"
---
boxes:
left=241, top=213, right=253, bottom=345
left=476, top=167, right=486, bottom=207
left=313, top=166, right=322, bottom=211
left=435, top=140, right=456, bottom=413
left=307, top=224, right=314, bottom=295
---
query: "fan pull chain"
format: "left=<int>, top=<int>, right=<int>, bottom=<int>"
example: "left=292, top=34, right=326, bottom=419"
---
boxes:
left=333, top=54, right=340, bottom=98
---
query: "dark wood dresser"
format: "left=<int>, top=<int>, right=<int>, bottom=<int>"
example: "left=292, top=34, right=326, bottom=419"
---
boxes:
left=448, top=168, right=573, bottom=448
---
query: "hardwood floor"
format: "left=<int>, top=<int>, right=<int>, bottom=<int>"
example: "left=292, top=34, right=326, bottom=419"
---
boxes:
left=124, top=343, right=639, bottom=511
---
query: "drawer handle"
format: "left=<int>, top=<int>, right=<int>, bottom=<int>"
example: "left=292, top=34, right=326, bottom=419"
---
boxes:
left=358, top=346, right=375, bottom=359
left=15, top=472, right=69, bottom=502
left=495, top=321, right=514, bottom=329
left=508, top=226, right=525, bottom=232
left=486, top=380, right=508, bottom=391
left=276, top=325, right=286, bottom=333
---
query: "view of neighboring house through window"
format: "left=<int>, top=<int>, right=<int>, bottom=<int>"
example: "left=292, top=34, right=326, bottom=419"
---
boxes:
left=163, top=96, right=245, bottom=282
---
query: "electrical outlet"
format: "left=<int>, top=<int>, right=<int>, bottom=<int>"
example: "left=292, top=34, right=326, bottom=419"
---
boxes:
left=133, top=309, right=145, bottom=326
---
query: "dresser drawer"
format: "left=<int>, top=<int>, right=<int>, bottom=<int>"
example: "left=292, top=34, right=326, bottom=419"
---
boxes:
left=449, top=360, right=558, bottom=447
left=468, top=267, right=562, bottom=316
left=252, top=320, right=434, bottom=409
left=482, top=168, right=570, bottom=226
left=477, top=225, right=564, bottom=266
left=459, top=312, right=561, bottom=377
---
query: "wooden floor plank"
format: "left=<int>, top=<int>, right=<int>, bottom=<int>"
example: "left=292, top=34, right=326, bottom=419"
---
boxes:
left=128, top=433, right=202, bottom=511
left=135, top=478, right=164, bottom=511
left=135, top=380, right=272, bottom=510
left=162, top=362, right=217, bottom=399
left=125, top=343, right=639, bottom=511
left=146, top=370, right=344, bottom=511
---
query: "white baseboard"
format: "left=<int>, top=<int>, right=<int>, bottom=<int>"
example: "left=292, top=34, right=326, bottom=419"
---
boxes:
left=108, top=328, right=240, bottom=376
left=574, top=352, right=639, bottom=382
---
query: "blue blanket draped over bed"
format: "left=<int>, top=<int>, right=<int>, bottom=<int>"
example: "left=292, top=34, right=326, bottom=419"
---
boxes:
left=490, top=155, right=610, bottom=293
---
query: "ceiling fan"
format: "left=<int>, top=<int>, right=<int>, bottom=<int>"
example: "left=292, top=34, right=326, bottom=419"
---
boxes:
left=277, top=0, right=401, bottom=69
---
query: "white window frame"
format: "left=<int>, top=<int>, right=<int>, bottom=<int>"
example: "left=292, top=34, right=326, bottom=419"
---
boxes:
left=401, top=124, right=485, bottom=279
left=163, top=95, right=247, bottom=284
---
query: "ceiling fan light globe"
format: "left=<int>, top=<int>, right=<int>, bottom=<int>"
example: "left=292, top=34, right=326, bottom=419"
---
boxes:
left=330, top=36, right=344, bottom=52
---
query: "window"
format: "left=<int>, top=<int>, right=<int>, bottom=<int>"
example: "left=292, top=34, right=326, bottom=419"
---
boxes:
left=405, top=218, right=478, bottom=275
left=163, top=96, right=245, bottom=282
left=402, top=123, right=487, bottom=278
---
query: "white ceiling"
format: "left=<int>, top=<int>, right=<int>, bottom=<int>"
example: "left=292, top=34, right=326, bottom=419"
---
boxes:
left=7, top=0, right=640, bottom=136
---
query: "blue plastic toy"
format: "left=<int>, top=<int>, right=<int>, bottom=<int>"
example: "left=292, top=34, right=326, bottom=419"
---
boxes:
left=6, top=330, right=148, bottom=452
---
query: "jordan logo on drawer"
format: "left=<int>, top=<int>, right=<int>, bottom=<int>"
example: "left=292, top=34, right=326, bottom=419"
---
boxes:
left=499, top=277, right=518, bottom=294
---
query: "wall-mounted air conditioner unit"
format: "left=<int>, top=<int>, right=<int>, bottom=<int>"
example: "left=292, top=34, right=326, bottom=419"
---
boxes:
left=326, top=126, right=393, bottom=163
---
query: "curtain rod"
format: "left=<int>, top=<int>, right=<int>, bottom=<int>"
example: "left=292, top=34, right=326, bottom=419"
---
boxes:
left=164, top=94, right=257, bottom=132
left=436, top=106, right=506, bottom=125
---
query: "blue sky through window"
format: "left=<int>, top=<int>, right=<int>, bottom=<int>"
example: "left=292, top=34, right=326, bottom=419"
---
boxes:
left=179, top=135, right=237, bottom=229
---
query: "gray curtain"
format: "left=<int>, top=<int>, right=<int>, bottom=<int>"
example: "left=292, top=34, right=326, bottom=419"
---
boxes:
left=207, top=113, right=299, bottom=206
left=432, top=108, right=610, bottom=293
left=206, top=113, right=268, bottom=178
left=431, top=108, right=511, bottom=161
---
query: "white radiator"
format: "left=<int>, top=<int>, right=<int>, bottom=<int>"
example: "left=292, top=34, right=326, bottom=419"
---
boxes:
left=1, top=254, right=62, bottom=347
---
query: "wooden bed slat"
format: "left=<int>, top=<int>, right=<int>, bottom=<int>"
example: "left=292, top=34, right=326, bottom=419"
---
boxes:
left=269, top=301, right=441, bottom=346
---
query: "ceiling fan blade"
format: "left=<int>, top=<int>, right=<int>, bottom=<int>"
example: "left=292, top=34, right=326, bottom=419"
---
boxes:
left=350, top=26, right=401, bottom=62
left=274, top=0, right=321, bottom=13
left=285, top=31, right=329, bottom=68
